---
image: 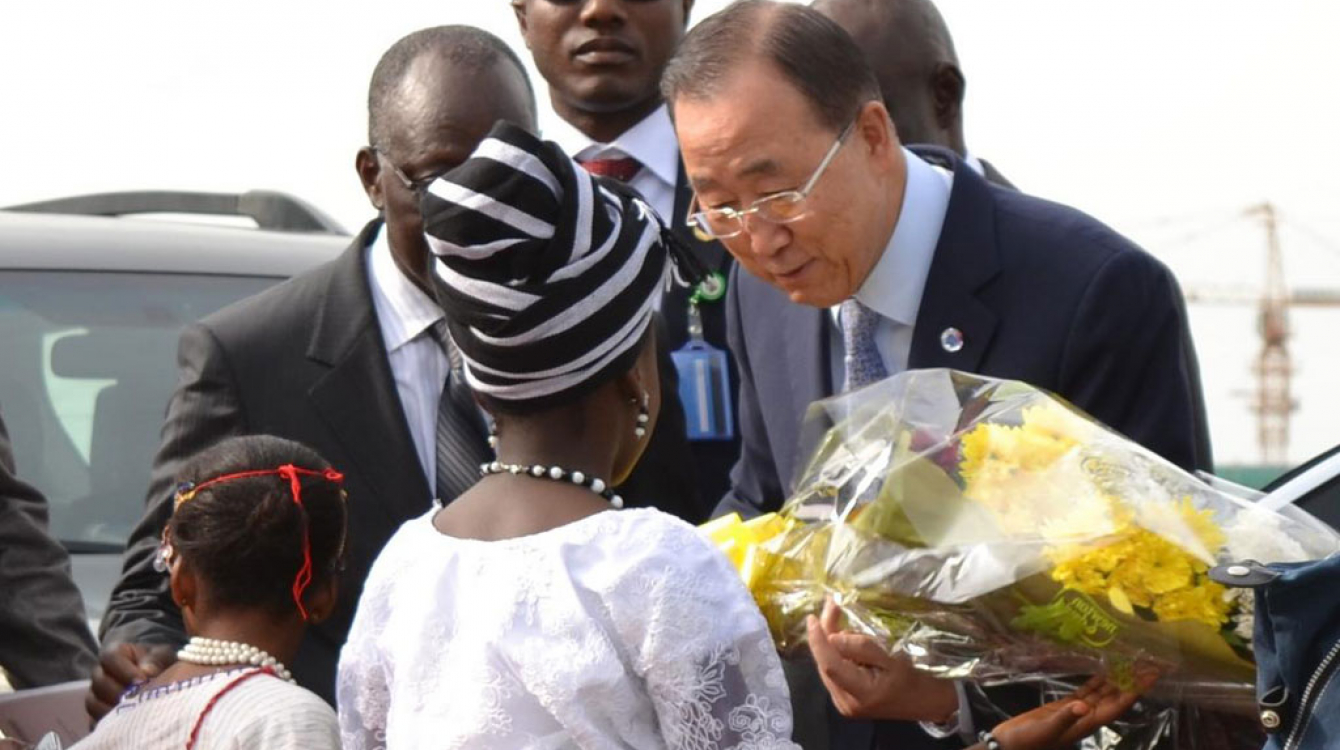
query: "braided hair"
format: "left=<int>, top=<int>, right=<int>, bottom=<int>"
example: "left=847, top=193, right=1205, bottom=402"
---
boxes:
left=167, top=435, right=347, bottom=618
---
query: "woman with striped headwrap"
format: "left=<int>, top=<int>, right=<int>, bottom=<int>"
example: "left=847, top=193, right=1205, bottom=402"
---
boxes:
left=336, top=122, right=798, bottom=749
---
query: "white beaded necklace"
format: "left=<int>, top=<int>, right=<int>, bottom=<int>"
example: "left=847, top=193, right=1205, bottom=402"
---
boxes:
left=479, top=461, right=625, bottom=509
left=177, top=636, right=295, bottom=684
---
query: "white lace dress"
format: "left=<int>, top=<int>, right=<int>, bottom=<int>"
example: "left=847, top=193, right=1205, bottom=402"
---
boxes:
left=336, top=507, right=797, bottom=750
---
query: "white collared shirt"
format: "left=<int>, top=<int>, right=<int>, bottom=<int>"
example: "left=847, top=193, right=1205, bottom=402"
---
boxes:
left=545, top=104, right=681, bottom=230
left=365, top=226, right=450, bottom=494
left=829, top=148, right=953, bottom=389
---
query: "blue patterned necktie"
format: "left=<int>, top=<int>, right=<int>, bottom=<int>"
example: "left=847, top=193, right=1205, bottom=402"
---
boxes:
left=840, top=297, right=888, bottom=391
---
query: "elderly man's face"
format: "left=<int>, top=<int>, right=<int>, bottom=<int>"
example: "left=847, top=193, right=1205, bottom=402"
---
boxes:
left=514, top=0, right=691, bottom=115
left=358, top=56, right=535, bottom=292
left=675, top=61, right=904, bottom=308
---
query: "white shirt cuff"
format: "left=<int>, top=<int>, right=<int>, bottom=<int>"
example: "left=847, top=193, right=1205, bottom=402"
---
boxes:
left=918, top=680, right=976, bottom=743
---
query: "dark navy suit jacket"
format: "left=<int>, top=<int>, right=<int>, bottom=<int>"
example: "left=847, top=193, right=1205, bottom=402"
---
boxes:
left=715, top=149, right=1208, bottom=749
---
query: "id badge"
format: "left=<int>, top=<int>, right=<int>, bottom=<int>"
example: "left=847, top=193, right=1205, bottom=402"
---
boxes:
left=672, top=341, right=735, bottom=441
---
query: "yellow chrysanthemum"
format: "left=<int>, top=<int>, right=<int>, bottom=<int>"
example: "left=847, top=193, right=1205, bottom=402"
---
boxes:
left=1151, top=579, right=1231, bottom=629
left=959, top=402, right=1232, bottom=631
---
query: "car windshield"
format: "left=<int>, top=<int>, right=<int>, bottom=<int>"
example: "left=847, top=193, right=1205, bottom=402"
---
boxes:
left=0, top=270, right=277, bottom=550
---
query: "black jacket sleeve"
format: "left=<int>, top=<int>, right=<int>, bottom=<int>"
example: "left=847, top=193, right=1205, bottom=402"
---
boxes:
left=98, top=323, right=246, bottom=649
left=0, top=410, right=98, bottom=687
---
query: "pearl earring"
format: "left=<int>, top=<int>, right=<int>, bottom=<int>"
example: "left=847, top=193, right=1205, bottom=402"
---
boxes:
left=488, top=421, right=499, bottom=449
left=634, top=392, right=650, bottom=439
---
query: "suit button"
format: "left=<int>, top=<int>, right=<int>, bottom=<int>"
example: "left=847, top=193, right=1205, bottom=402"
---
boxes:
left=940, top=327, right=965, bottom=353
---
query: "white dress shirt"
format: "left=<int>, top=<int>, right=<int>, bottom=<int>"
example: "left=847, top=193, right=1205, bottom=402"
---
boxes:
left=365, top=226, right=450, bottom=495
left=545, top=104, right=681, bottom=231
left=829, top=148, right=953, bottom=387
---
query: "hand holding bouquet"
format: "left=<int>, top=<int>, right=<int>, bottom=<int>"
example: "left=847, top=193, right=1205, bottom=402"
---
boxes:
left=705, top=369, right=1340, bottom=719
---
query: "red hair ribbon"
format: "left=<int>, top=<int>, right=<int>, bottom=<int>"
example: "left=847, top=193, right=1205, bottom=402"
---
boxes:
left=173, top=465, right=345, bottom=620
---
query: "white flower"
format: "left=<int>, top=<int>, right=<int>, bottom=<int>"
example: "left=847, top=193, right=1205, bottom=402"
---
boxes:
left=1224, top=506, right=1309, bottom=564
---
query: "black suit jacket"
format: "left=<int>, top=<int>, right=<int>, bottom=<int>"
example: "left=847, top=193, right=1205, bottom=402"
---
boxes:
left=970, top=153, right=1213, bottom=468
left=0, top=411, right=98, bottom=688
left=658, top=163, right=742, bottom=507
left=716, top=149, right=1207, bottom=748
left=978, top=157, right=1015, bottom=190
left=100, top=220, right=703, bottom=703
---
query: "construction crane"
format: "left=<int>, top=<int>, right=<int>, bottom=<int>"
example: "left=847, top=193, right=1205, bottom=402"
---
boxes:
left=1183, top=202, right=1340, bottom=465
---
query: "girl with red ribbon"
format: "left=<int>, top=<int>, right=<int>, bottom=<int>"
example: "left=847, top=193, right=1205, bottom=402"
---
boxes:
left=72, top=435, right=347, bottom=749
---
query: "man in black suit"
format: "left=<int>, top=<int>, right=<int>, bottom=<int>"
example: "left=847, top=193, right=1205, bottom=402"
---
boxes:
left=513, top=0, right=741, bottom=506
left=663, top=3, right=1206, bottom=747
left=0, top=410, right=97, bottom=689
left=87, top=24, right=699, bottom=717
left=813, top=0, right=1213, bottom=469
left=812, top=0, right=1013, bottom=188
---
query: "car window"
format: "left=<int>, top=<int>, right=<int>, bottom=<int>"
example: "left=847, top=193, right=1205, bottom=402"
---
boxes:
left=0, top=270, right=278, bottom=550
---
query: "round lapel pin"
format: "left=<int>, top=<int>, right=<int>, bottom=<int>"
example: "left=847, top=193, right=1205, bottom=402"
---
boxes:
left=940, top=327, right=965, bottom=353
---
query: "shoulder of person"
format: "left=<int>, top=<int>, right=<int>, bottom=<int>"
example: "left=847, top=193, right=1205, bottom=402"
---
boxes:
left=355, top=509, right=439, bottom=603
left=220, top=678, right=340, bottom=748
left=580, top=509, right=748, bottom=603
left=988, top=188, right=1175, bottom=284
left=196, top=242, right=360, bottom=348
left=592, top=507, right=724, bottom=563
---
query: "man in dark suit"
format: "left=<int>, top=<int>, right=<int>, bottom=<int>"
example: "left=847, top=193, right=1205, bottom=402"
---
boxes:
left=813, top=0, right=1213, bottom=467
left=663, top=3, right=1206, bottom=747
left=0, top=409, right=98, bottom=689
left=812, top=0, right=1015, bottom=189
left=87, top=24, right=699, bottom=718
left=513, top=0, right=741, bottom=506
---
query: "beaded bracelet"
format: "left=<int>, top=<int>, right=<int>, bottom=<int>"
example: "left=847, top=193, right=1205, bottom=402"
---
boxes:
left=977, top=730, right=1002, bottom=750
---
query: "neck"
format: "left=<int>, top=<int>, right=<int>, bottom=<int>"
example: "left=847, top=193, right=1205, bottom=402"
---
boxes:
left=551, top=93, right=662, bottom=145
left=192, top=608, right=305, bottom=668
left=495, top=420, right=619, bottom=487
left=386, top=231, right=435, bottom=297
left=946, top=126, right=968, bottom=160
left=876, top=147, right=910, bottom=257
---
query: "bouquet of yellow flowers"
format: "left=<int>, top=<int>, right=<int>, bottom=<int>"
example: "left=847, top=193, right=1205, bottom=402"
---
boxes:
left=705, top=369, right=1340, bottom=720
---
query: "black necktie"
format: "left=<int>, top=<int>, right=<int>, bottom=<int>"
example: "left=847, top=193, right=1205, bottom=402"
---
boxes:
left=429, top=320, right=491, bottom=503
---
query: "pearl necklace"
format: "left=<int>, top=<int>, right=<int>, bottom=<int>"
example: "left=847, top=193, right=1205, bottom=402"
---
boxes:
left=480, top=461, right=625, bottom=509
left=177, top=636, right=295, bottom=684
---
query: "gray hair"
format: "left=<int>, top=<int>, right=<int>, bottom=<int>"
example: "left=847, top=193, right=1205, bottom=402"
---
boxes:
left=661, top=0, right=881, bottom=131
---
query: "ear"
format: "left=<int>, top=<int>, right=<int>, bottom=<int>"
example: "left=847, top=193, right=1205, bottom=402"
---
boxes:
left=304, top=578, right=341, bottom=625
left=356, top=147, right=385, bottom=212
left=169, top=557, right=197, bottom=614
left=614, top=363, right=644, bottom=407
left=855, top=99, right=898, bottom=158
left=930, top=63, right=966, bottom=130
left=512, top=0, right=530, bottom=40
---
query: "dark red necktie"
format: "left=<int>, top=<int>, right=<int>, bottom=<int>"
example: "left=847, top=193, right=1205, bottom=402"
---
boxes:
left=579, top=156, right=643, bottom=183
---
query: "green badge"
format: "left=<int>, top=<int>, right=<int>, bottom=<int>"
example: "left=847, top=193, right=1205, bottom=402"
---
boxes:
left=692, top=271, right=727, bottom=305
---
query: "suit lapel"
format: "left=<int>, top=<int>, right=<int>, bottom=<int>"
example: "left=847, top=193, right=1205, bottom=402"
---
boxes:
left=306, top=220, right=433, bottom=524
left=780, top=286, right=831, bottom=416
left=907, top=148, right=1002, bottom=374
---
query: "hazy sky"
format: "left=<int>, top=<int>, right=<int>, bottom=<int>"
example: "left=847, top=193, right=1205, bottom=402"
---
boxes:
left=6, top=1, right=1340, bottom=466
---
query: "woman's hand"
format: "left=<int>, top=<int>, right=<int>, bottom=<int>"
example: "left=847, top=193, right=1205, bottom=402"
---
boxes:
left=988, top=674, right=1156, bottom=750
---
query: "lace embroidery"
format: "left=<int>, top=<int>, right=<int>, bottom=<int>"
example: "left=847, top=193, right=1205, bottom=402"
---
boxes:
left=337, top=509, right=799, bottom=749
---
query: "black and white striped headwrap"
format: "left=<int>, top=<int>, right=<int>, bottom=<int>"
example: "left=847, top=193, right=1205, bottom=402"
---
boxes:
left=421, top=121, right=699, bottom=409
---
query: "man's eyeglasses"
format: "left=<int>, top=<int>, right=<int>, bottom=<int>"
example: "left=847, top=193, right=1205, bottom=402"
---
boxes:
left=373, top=148, right=445, bottom=195
left=686, top=119, right=856, bottom=240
